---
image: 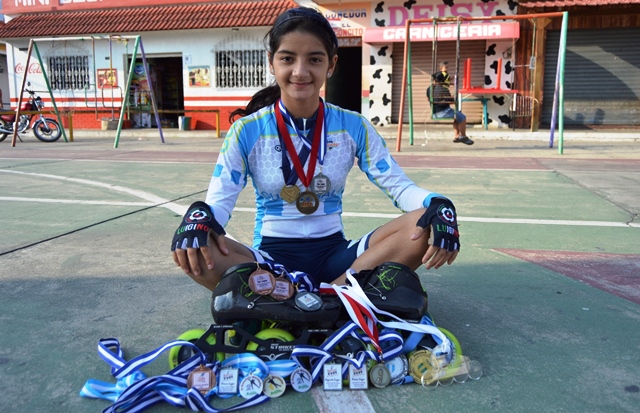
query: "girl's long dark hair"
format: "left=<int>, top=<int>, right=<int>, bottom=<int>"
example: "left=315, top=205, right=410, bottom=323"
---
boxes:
left=229, top=7, right=338, bottom=123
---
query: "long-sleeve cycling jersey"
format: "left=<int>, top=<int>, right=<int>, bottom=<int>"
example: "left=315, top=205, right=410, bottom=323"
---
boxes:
left=205, top=102, right=440, bottom=249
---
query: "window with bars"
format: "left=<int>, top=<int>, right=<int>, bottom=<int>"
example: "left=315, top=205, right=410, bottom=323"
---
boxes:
left=47, top=56, right=91, bottom=91
left=215, top=49, right=266, bottom=88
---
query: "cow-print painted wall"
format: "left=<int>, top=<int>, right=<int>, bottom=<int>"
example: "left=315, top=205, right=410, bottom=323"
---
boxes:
left=368, top=44, right=394, bottom=127
left=366, top=0, right=516, bottom=128
left=485, top=40, right=515, bottom=127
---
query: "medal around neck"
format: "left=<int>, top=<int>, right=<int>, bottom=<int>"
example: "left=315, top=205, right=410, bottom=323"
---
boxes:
left=369, top=363, right=392, bottom=388
left=187, top=365, right=216, bottom=395
left=248, top=268, right=276, bottom=295
left=311, top=173, right=331, bottom=196
left=262, top=374, right=286, bottom=398
left=290, top=367, right=312, bottom=392
left=296, top=190, right=319, bottom=215
left=280, top=184, right=300, bottom=204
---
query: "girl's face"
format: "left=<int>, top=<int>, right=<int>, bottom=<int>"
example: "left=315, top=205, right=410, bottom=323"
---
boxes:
left=269, top=30, right=337, bottom=118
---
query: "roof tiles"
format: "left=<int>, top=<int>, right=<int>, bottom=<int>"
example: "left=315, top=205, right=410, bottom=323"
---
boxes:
left=0, top=0, right=298, bottom=39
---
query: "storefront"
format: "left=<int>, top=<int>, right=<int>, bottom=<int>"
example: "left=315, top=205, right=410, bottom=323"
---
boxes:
left=0, top=0, right=297, bottom=131
left=317, top=0, right=520, bottom=128
left=518, top=0, right=640, bottom=127
left=0, top=0, right=637, bottom=131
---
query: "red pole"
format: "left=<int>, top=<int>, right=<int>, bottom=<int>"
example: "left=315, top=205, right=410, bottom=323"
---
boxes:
left=395, top=19, right=412, bottom=152
left=12, top=39, right=33, bottom=147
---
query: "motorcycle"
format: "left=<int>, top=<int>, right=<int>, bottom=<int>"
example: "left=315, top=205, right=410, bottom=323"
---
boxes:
left=0, top=85, right=62, bottom=143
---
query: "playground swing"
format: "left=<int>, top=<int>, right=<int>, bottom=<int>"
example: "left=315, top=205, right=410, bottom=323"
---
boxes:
left=426, top=18, right=463, bottom=123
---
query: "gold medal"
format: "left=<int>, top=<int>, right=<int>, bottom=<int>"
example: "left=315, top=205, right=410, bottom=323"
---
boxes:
left=311, top=173, right=331, bottom=195
left=187, top=364, right=216, bottom=395
left=280, top=184, right=300, bottom=203
left=296, top=190, right=319, bottom=215
left=270, top=277, right=294, bottom=301
left=408, top=349, right=440, bottom=385
left=248, top=268, right=276, bottom=295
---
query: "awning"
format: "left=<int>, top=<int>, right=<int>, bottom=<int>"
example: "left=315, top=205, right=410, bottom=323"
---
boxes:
left=363, top=22, right=520, bottom=44
left=0, top=0, right=297, bottom=39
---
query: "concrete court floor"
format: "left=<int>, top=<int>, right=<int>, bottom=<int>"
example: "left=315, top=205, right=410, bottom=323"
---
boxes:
left=1, top=130, right=639, bottom=413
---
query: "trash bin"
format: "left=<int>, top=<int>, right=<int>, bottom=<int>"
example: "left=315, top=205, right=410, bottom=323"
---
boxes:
left=178, top=116, right=191, bottom=131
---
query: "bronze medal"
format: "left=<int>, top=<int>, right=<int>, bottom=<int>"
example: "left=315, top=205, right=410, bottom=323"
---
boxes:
left=270, top=277, right=294, bottom=301
left=280, top=184, right=300, bottom=204
left=248, top=268, right=276, bottom=295
left=187, top=364, right=216, bottom=395
left=295, top=190, right=319, bottom=215
left=311, top=173, right=331, bottom=195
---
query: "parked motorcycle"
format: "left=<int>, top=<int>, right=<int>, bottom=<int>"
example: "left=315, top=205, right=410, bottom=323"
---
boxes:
left=0, top=85, right=62, bottom=143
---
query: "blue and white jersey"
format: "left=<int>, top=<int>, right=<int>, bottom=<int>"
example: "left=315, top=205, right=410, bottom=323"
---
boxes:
left=205, top=102, right=436, bottom=248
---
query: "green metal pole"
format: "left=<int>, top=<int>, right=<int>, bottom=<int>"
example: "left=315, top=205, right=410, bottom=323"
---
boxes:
left=407, top=36, right=414, bottom=146
left=558, top=12, right=568, bottom=155
left=115, top=36, right=140, bottom=148
left=33, top=42, right=69, bottom=143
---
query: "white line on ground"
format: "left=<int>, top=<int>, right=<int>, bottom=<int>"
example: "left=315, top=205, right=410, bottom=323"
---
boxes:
left=311, top=386, right=376, bottom=413
left=0, top=169, right=187, bottom=215
left=0, top=197, right=154, bottom=207
left=1, top=196, right=636, bottom=228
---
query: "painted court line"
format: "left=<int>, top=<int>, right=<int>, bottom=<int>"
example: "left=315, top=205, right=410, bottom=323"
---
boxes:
left=1, top=198, right=636, bottom=229
left=2, top=170, right=637, bottom=229
left=0, top=169, right=187, bottom=215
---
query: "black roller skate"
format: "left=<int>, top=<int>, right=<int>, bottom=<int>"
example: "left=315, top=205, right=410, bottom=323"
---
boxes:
left=350, top=262, right=429, bottom=322
left=211, top=262, right=342, bottom=329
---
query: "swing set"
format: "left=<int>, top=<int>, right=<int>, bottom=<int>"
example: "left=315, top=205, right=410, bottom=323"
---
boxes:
left=10, top=34, right=164, bottom=148
left=397, top=11, right=569, bottom=153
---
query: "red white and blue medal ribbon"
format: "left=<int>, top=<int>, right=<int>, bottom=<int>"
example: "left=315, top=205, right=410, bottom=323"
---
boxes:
left=275, top=99, right=325, bottom=189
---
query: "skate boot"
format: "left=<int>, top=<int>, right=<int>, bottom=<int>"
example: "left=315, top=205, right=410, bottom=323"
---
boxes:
left=351, top=262, right=428, bottom=322
left=211, top=262, right=342, bottom=329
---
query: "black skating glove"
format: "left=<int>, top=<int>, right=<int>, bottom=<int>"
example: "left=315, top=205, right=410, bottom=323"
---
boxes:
left=416, top=198, right=460, bottom=252
left=171, top=201, right=225, bottom=251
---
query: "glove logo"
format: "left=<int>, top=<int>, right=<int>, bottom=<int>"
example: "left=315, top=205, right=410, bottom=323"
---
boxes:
left=438, top=205, right=456, bottom=225
left=186, top=207, right=211, bottom=223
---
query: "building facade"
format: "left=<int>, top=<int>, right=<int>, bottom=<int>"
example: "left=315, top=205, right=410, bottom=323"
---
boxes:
left=0, top=0, right=637, bottom=131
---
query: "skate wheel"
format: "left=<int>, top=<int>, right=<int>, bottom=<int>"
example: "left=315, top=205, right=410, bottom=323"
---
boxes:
left=168, top=328, right=223, bottom=369
left=246, top=328, right=294, bottom=352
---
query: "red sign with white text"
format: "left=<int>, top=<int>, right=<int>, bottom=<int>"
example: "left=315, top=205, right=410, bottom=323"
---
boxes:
left=364, top=22, right=520, bottom=43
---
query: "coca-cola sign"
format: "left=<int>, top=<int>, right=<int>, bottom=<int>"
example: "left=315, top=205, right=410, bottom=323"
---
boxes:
left=15, top=63, right=43, bottom=74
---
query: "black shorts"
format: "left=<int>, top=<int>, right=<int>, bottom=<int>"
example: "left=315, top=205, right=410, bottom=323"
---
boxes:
left=255, top=231, right=373, bottom=284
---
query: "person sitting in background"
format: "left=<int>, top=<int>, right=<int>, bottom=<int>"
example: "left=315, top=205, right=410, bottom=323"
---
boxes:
left=427, top=73, right=474, bottom=145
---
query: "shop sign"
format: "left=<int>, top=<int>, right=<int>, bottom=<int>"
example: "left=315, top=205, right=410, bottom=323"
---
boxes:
left=364, top=22, right=519, bottom=43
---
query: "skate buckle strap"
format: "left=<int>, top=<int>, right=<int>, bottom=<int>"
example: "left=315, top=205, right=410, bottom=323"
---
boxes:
left=80, top=338, right=270, bottom=412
